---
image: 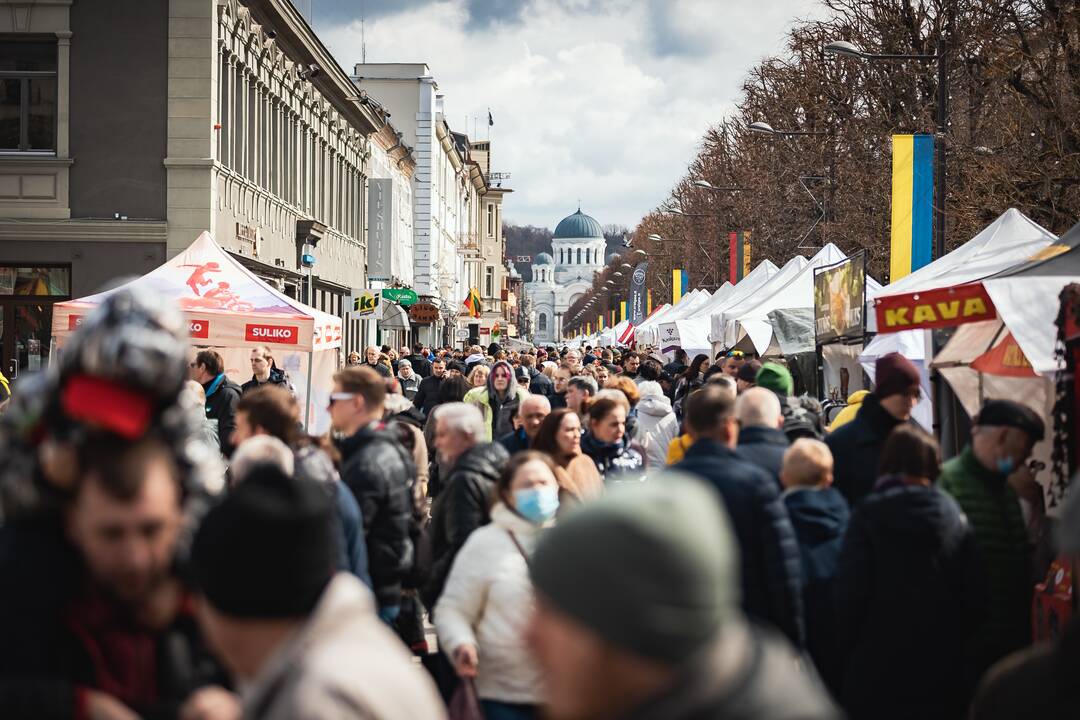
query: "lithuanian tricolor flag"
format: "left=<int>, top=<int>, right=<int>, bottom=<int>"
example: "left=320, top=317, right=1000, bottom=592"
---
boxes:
left=463, top=287, right=481, bottom=318
left=890, top=134, right=934, bottom=281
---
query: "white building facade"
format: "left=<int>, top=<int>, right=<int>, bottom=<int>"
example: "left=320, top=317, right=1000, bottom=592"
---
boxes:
left=525, top=209, right=607, bottom=344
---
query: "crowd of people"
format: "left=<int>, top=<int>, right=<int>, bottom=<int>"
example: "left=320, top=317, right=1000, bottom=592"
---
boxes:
left=0, top=286, right=1074, bottom=719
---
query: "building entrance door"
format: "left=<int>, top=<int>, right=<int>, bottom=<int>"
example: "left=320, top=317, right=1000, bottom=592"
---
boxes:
left=0, top=265, right=71, bottom=385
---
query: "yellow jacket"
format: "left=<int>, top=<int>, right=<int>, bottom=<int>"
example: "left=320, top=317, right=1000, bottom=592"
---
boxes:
left=827, top=390, right=870, bottom=432
left=665, top=434, right=694, bottom=465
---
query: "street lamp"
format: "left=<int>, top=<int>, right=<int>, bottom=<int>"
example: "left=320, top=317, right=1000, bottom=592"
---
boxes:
left=748, top=120, right=828, bottom=137
left=647, top=233, right=663, bottom=242
left=825, top=38, right=947, bottom=258
left=693, top=180, right=748, bottom=192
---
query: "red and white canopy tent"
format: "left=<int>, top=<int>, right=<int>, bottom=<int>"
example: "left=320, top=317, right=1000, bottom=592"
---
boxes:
left=51, top=232, right=342, bottom=431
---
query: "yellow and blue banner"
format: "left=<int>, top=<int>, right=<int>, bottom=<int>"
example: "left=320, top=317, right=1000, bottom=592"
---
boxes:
left=672, top=269, right=688, bottom=304
left=647, top=288, right=653, bottom=315
left=619, top=301, right=627, bottom=322
left=890, top=134, right=934, bottom=281
left=598, top=314, right=604, bottom=331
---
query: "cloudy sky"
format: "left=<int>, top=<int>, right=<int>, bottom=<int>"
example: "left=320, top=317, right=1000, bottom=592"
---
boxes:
left=301, top=0, right=821, bottom=230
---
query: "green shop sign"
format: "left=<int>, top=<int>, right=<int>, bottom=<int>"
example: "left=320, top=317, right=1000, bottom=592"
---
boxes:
left=381, top=288, right=418, bottom=306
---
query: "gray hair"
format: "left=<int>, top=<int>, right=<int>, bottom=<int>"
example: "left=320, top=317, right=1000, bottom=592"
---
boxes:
left=231, top=435, right=294, bottom=485
left=519, top=394, right=551, bottom=417
left=735, top=387, right=783, bottom=429
left=434, top=402, right=485, bottom=441
left=706, top=374, right=737, bottom=398
left=637, top=380, right=663, bottom=399
left=594, top=388, right=630, bottom=411
left=568, top=375, right=598, bottom=395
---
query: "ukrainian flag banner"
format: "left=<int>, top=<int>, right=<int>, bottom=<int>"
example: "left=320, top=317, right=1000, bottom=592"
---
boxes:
left=891, top=134, right=934, bottom=281
left=619, top=301, right=627, bottom=322
left=647, top=289, right=653, bottom=315
left=598, top=314, right=604, bottom=331
left=672, top=269, right=689, bottom=304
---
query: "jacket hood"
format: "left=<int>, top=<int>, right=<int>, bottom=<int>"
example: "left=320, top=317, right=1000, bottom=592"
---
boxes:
left=862, top=481, right=967, bottom=543
left=846, top=389, right=870, bottom=405
left=453, top=442, right=510, bottom=481
left=637, top=394, right=673, bottom=418
left=783, top=488, right=850, bottom=545
left=485, top=360, right=520, bottom=400
left=382, top=393, right=414, bottom=415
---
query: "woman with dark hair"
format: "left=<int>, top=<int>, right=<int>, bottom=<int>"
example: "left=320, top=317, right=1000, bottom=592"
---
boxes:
left=673, top=353, right=710, bottom=418
left=435, top=451, right=558, bottom=720
left=464, top=360, right=529, bottom=442
left=579, top=395, right=646, bottom=483
left=532, top=408, right=603, bottom=503
left=834, top=425, right=985, bottom=720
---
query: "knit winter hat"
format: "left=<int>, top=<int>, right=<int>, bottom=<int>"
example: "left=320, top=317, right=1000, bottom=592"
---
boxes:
left=190, top=464, right=335, bottom=618
left=874, top=352, right=921, bottom=399
left=530, top=475, right=740, bottom=665
left=756, top=362, right=793, bottom=396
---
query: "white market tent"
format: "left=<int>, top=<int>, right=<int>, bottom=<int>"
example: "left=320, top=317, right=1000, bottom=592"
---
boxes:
left=704, top=260, right=783, bottom=349
left=860, top=209, right=1058, bottom=432
left=635, top=298, right=684, bottom=347
left=52, top=232, right=342, bottom=432
left=714, top=255, right=810, bottom=350
left=651, top=290, right=714, bottom=358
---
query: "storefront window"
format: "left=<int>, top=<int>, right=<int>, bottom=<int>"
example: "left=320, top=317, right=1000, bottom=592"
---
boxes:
left=0, top=266, right=70, bottom=296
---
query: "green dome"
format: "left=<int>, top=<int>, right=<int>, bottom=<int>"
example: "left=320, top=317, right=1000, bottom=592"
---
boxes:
left=553, top=209, right=603, bottom=239
left=534, top=252, right=554, bottom=265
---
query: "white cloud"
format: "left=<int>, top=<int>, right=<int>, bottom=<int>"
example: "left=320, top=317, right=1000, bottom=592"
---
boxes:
left=319, top=0, right=822, bottom=229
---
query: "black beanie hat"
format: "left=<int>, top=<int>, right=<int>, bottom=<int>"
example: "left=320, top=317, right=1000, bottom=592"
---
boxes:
left=530, top=475, right=739, bottom=665
left=190, top=464, right=335, bottom=618
left=975, top=399, right=1045, bottom=442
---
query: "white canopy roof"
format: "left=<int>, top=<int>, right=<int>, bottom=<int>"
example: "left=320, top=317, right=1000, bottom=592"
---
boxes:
left=714, top=255, right=810, bottom=348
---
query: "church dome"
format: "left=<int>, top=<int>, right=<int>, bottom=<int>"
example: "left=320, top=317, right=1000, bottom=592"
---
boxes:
left=534, top=252, right=554, bottom=265
left=553, top=209, right=603, bottom=240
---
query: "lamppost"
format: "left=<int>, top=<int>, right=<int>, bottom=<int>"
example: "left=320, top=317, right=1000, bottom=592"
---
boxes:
left=748, top=122, right=828, bottom=138
left=824, top=39, right=948, bottom=258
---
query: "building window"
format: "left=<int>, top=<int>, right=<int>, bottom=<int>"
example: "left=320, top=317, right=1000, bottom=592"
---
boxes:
left=538, top=313, right=547, bottom=332
left=576, top=248, right=582, bottom=265
left=487, top=204, right=494, bottom=237
left=0, top=41, right=57, bottom=152
left=485, top=265, right=494, bottom=298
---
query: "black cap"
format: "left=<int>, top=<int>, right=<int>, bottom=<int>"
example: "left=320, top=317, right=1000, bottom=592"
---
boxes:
left=190, top=464, right=335, bottom=618
left=975, top=399, right=1045, bottom=442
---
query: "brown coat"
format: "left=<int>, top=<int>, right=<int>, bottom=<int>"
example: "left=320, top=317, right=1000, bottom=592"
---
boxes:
left=242, top=574, right=445, bottom=720
left=556, top=453, right=604, bottom=504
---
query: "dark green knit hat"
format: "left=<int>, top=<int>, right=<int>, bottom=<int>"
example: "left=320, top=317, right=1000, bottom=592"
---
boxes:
left=756, top=362, right=793, bottom=396
left=529, top=475, right=740, bottom=665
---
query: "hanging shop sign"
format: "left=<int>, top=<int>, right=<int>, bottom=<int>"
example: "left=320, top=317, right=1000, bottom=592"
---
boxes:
left=382, top=287, right=419, bottom=306
left=408, top=301, right=441, bottom=325
left=814, top=252, right=867, bottom=344
left=874, top=282, right=997, bottom=333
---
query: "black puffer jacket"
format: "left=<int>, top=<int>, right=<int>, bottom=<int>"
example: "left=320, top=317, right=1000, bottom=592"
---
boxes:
left=202, top=374, right=242, bottom=456
left=240, top=366, right=292, bottom=395
left=835, top=477, right=986, bottom=720
left=580, top=432, right=646, bottom=483
left=421, top=442, right=509, bottom=611
left=825, top=393, right=908, bottom=506
left=337, top=423, right=416, bottom=609
left=528, top=368, right=554, bottom=397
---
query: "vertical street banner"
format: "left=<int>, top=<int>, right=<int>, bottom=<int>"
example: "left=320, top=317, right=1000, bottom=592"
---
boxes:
left=367, top=179, right=393, bottom=281
left=647, top=288, right=653, bottom=315
left=672, top=269, right=688, bottom=304
left=598, top=314, right=604, bottom=330
left=629, top=262, right=648, bottom=325
left=890, top=134, right=934, bottom=281
left=729, top=231, right=752, bottom=283
left=619, top=301, right=627, bottom=322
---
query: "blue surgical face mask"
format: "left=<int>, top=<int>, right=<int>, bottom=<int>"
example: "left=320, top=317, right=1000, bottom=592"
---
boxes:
left=514, top=485, right=560, bottom=524
left=996, top=455, right=1016, bottom=475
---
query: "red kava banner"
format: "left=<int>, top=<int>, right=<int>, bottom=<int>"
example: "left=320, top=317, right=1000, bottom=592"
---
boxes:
left=875, top=283, right=997, bottom=333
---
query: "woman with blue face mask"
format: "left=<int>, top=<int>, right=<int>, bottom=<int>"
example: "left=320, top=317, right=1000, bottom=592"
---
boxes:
left=434, top=451, right=559, bottom=720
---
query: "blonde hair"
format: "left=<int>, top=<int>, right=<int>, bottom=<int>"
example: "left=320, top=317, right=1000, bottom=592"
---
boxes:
left=468, top=364, right=490, bottom=386
left=780, top=438, right=834, bottom=489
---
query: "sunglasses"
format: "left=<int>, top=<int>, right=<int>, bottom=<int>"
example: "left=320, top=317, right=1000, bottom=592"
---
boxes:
left=327, top=392, right=357, bottom=407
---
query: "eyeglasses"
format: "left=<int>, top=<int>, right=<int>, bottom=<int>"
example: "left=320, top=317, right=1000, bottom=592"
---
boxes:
left=328, top=392, right=357, bottom=407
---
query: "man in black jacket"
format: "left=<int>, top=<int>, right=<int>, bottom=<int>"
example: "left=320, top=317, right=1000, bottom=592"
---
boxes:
left=405, top=343, right=433, bottom=379
left=422, top=402, right=509, bottom=611
left=521, top=354, right=553, bottom=397
left=674, top=384, right=805, bottom=649
left=330, top=366, right=415, bottom=624
left=191, top=349, right=242, bottom=456
left=735, top=387, right=789, bottom=488
left=240, top=345, right=293, bottom=396
left=413, top=357, right=446, bottom=418
left=825, top=352, right=920, bottom=506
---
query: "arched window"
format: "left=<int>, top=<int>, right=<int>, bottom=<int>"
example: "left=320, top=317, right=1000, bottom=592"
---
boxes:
left=538, top=313, right=547, bottom=332
left=576, top=248, right=582, bottom=265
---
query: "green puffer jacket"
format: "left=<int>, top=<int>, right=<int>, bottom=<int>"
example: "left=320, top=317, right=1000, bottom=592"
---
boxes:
left=939, top=445, right=1032, bottom=674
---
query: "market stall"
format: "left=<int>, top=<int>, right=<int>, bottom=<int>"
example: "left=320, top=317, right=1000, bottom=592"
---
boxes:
left=713, top=255, right=809, bottom=352
left=52, top=232, right=342, bottom=432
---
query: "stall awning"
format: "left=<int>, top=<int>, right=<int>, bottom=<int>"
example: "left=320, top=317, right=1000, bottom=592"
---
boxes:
left=381, top=303, right=410, bottom=331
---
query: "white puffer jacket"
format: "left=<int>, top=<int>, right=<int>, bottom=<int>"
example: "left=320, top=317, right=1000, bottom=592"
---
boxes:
left=435, top=502, right=548, bottom=704
left=636, top=393, right=680, bottom=468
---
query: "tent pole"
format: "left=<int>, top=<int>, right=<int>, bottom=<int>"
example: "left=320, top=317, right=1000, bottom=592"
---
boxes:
left=304, top=349, right=314, bottom=431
